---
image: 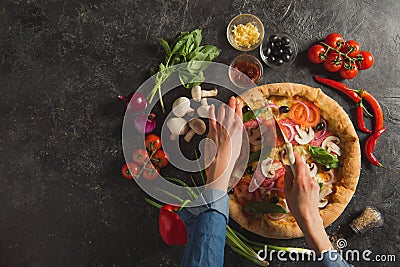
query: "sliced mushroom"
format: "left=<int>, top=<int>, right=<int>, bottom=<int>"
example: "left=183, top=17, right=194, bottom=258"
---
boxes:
left=172, top=97, right=194, bottom=117
left=191, top=85, right=218, bottom=102
left=184, top=118, right=206, bottom=142
left=167, top=117, right=188, bottom=140
left=294, top=125, right=315, bottom=145
left=197, top=98, right=211, bottom=118
left=322, top=136, right=341, bottom=156
left=307, top=162, right=318, bottom=178
left=260, top=157, right=283, bottom=178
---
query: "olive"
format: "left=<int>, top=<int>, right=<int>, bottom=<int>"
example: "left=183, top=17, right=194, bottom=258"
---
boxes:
left=264, top=47, right=271, bottom=57
left=321, top=165, right=331, bottom=172
left=281, top=36, right=290, bottom=45
left=228, top=188, right=234, bottom=194
left=284, top=47, right=293, bottom=56
left=246, top=165, right=255, bottom=174
left=268, top=41, right=275, bottom=49
left=270, top=196, right=279, bottom=204
left=275, top=58, right=284, bottom=66
left=267, top=55, right=276, bottom=64
left=278, top=48, right=285, bottom=55
left=282, top=54, right=291, bottom=62
left=271, top=48, right=280, bottom=57
left=269, top=35, right=280, bottom=43
left=316, top=122, right=325, bottom=131
left=242, top=105, right=251, bottom=113
left=274, top=40, right=282, bottom=47
left=279, top=106, right=290, bottom=113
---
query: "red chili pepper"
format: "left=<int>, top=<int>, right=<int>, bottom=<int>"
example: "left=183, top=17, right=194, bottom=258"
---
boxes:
left=356, top=103, right=372, bottom=134
left=364, top=127, right=386, bottom=167
left=314, top=75, right=361, bottom=103
left=159, top=205, right=188, bottom=246
left=359, top=90, right=384, bottom=132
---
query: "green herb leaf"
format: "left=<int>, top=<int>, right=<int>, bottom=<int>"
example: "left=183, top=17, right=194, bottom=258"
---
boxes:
left=178, top=68, right=205, bottom=88
left=244, top=202, right=287, bottom=214
left=242, top=108, right=266, bottom=122
left=157, top=38, right=171, bottom=56
left=309, top=146, right=339, bottom=168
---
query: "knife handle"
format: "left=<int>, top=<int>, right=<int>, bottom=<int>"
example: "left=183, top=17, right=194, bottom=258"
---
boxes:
left=284, top=142, right=296, bottom=176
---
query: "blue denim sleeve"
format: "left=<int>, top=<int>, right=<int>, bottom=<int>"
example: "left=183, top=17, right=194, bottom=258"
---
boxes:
left=310, top=250, right=354, bottom=267
left=178, top=189, right=229, bottom=267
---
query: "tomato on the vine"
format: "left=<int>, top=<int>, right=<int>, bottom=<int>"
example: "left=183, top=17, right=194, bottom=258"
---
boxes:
left=339, top=63, right=359, bottom=79
left=151, top=150, right=169, bottom=168
left=324, top=33, right=344, bottom=49
left=323, top=52, right=343, bottom=72
left=142, top=162, right=160, bottom=180
left=121, top=162, right=140, bottom=180
left=307, top=44, right=327, bottom=64
left=145, top=134, right=162, bottom=152
left=340, top=40, right=360, bottom=57
left=357, top=51, right=374, bottom=70
left=132, top=148, right=149, bottom=165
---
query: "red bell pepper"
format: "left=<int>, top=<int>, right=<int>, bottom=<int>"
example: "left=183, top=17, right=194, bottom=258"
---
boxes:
left=159, top=204, right=188, bottom=246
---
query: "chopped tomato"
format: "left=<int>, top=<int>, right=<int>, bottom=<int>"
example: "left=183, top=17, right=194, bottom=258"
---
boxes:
left=289, top=101, right=320, bottom=127
left=234, top=178, right=261, bottom=206
left=275, top=175, right=285, bottom=197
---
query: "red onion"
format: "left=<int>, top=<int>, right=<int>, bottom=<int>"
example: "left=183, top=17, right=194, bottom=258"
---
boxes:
left=280, top=121, right=296, bottom=142
left=314, top=119, right=328, bottom=140
left=134, top=113, right=156, bottom=134
left=295, top=101, right=310, bottom=121
left=118, top=92, right=147, bottom=112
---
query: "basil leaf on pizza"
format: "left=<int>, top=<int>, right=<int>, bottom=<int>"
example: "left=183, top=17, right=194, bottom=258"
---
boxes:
left=242, top=108, right=266, bottom=122
left=309, top=146, right=339, bottom=168
left=244, top=202, right=287, bottom=214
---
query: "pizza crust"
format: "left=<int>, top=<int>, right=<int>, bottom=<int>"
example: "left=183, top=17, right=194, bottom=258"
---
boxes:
left=232, top=83, right=360, bottom=239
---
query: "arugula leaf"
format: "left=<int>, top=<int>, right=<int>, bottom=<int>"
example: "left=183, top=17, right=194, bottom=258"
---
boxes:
left=244, top=202, right=287, bottom=214
left=157, top=38, right=171, bottom=56
left=242, top=108, right=266, bottom=122
left=309, top=146, right=339, bottom=168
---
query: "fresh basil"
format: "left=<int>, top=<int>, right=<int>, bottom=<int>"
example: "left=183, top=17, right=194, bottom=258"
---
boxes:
left=309, top=146, right=339, bottom=168
left=244, top=202, right=287, bottom=214
left=242, top=108, right=266, bottom=122
left=248, top=150, right=269, bottom=163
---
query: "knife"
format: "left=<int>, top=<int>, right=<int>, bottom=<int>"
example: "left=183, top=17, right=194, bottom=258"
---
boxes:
left=274, top=118, right=296, bottom=177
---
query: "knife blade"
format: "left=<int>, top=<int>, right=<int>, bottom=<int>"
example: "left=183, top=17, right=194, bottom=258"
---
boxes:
left=273, top=118, right=296, bottom=177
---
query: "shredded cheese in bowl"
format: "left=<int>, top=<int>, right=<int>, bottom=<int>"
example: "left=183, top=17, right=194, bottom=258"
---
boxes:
left=232, top=22, right=260, bottom=48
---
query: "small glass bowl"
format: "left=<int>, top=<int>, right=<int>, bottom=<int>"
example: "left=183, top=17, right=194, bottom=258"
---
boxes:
left=229, top=54, right=263, bottom=88
left=226, top=14, right=264, bottom=52
left=260, top=32, right=298, bottom=68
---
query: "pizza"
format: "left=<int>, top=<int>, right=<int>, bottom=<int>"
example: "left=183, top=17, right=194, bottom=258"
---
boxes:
left=230, top=83, right=360, bottom=239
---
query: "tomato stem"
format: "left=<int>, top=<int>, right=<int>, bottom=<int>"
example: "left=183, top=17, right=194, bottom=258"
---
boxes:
left=319, top=41, right=360, bottom=63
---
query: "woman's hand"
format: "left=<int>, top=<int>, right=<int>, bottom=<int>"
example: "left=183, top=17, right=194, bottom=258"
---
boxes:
left=205, top=96, right=243, bottom=191
left=284, top=153, right=333, bottom=253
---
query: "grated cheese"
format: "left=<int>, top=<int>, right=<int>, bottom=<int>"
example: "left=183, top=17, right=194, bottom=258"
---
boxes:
left=232, top=22, right=260, bottom=48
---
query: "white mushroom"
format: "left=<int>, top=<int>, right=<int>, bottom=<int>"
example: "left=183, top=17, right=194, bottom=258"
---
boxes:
left=172, top=97, right=194, bottom=117
left=322, top=136, right=341, bottom=156
left=260, top=157, right=283, bottom=178
left=318, top=186, right=333, bottom=208
left=191, top=85, right=218, bottom=102
left=166, top=117, right=188, bottom=140
left=294, top=125, right=315, bottom=145
left=184, top=118, right=207, bottom=142
left=197, top=98, right=211, bottom=118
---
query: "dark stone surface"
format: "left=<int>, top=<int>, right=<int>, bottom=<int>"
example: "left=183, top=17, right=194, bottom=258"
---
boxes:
left=0, top=0, right=399, bottom=266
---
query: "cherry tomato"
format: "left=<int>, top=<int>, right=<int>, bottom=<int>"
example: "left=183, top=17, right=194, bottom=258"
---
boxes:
left=234, top=177, right=261, bottom=206
left=339, top=63, right=359, bottom=79
left=145, top=134, right=162, bottom=152
left=357, top=51, right=374, bottom=70
left=308, top=44, right=327, bottom=64
left=324, top=33, right=344, bottom=49
left=289, top=101, right=321, bottom=127
left=151, top=150, right=169, bottom=168
left=340, top=40, right=360, bottom=57
left=323, top=52, right=343, bottom=72
left=132, top=148, right=149, bottom=165
left=142, top=162, right=160, bottom=180
left=121, top=162, right=140, bottom=180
